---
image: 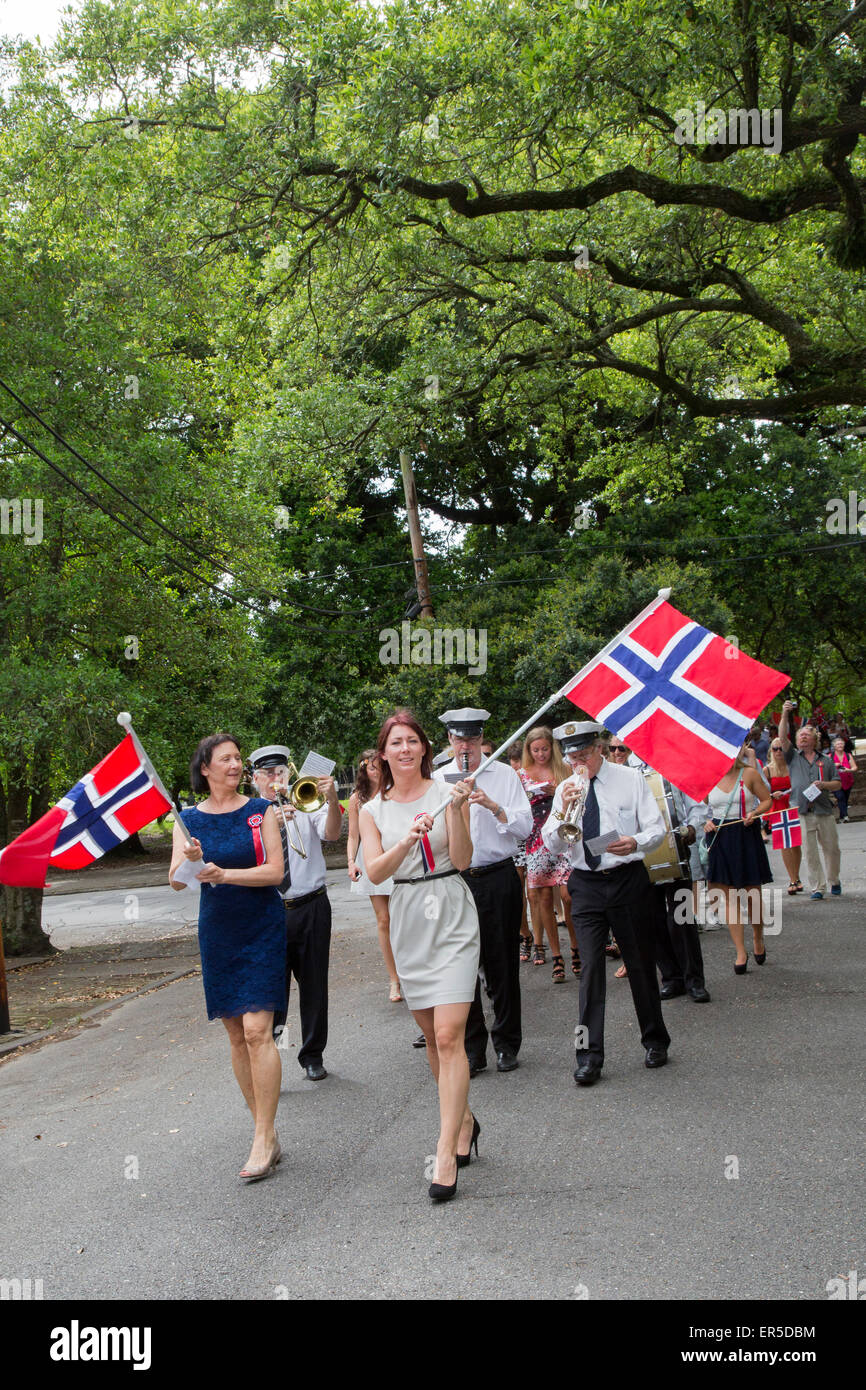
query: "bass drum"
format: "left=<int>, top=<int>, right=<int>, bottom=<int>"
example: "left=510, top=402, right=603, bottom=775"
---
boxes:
left=641, top=771, right=691, bottom=885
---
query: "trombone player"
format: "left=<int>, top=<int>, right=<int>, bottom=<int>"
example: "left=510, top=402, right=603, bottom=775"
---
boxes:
left=249, top=744, right=344, bottom=1081
left=541, top=722, right=669, bottom=1087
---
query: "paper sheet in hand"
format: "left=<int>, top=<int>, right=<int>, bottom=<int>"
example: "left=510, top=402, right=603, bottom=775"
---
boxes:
left=584, top=830, right=620, bottom=857
left=173, top=857, right=212, bottom=890
left=297, top=751, right=335, bottom=778
left=802, top=782, right=822, bottom=803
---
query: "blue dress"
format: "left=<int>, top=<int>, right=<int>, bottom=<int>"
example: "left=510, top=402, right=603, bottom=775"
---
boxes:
left=181, top=799, right=286, bottom=1021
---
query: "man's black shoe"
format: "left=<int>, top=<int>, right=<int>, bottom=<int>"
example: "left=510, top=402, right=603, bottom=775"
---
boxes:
left=688, top=985, right=711, bottom=1003
left=467, top=1055, right=487, bottom=1077
left=574, top=1062, right=602, bottom=1086
left=496, top=1049, right=519, bottom=1073
left=304, top=1062, right=327, bottom=1081
left=644, top=1047, right=668, bottom=1069
left=659, top=982, right=686, bottom=1000
left=412, top=1031, right=427, bottom=1048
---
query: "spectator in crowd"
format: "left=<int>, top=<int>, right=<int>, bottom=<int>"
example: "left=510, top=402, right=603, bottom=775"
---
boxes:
left=831, top=737, right=856, bottom=824
left=347, top=750, right=399, bottom=1001
left=779, top=700, right=841, bottom=900
left=518, top=727, right=578, bottom=981
left=750, top=723, right=770, bottom=765
left=704, top=753, right=774, bottom=973
left=766, top=740, right=802, bottom=894
left=834, top=713, right=855, bottom=756
left=507, top=740, right=533, bottom=961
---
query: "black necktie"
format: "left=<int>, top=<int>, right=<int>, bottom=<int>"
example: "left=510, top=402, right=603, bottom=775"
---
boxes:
left=582, top=777, right=601, bottom=870
left=275, top=813, right=293, bottom=894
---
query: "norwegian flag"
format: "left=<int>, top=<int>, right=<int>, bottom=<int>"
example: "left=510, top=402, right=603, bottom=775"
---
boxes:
left=0, top=734, right=171, bottom=889
left=770, top=808, right=802, bottom=849
left=562, top=593, right=789, bottom=801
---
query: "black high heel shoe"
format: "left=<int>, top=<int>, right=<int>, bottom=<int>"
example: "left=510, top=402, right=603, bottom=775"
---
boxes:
left=753, top=946, right=766, bottom=965
left=456, top=1116, right=481, bottom=1169
left=733, top=955, right=749, bottom=975
left=428, top=1159, right=458, bottom=1203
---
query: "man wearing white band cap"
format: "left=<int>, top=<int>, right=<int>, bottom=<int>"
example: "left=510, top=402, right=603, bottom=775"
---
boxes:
left=541, top=721, right=670, bottom=1086
left=435, top=708, right=533, bottom=1075
left=249, top=744, right=343, bottom=1082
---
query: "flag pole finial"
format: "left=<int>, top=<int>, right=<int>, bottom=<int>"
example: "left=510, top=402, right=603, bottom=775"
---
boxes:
left=117, top=711, right=132, bottom=728
left=657, top=588, right=672, bottom=600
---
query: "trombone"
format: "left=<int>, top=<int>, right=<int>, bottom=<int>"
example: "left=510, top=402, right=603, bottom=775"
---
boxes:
left=248, top=761, right=327, bottom=861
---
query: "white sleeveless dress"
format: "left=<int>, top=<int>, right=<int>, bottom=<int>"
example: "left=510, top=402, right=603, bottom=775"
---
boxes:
left=362, top=781, right=480, bottom=1010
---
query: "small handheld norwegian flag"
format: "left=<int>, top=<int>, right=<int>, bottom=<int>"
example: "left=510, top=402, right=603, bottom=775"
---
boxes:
left=770, top=808, right=802, bottom=850
left=414, top=813, right=436, bottom=875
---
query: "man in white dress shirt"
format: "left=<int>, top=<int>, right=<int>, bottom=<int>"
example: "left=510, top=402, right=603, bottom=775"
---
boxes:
left=435, top=708, right=533, bottom=1075
left=541, top=721, right=669, bottom=1086
left=250, top=745, right=344, bottom=1081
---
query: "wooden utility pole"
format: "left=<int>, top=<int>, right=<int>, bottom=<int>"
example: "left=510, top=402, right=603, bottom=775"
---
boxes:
left=399, top=449, right=434, bottom=618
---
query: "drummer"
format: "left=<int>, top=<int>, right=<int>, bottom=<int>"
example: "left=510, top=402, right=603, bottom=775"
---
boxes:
left=627, top=753, right=712, bottom=1004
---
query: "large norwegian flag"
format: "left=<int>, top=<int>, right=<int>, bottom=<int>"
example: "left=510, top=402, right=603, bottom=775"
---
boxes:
left=562, top=593, right=789, bottom=800
left=0, top=734, right=171, bottom=889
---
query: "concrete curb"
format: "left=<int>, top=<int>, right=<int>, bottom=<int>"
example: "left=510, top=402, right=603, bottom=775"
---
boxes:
left=0, top=965, right=200, bottom=1060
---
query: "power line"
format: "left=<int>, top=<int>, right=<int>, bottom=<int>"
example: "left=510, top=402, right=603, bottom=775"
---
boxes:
left=0, top=378, right=379, bottom=620
left=0, top=415, right=389, bottom=641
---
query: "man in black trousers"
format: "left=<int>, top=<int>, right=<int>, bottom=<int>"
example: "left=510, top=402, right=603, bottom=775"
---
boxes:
left=435, top=708, right=533, bottom=1075
left=541, top=722, right=670, bottom=1086
left=250, top=744, right=343, bottom=1081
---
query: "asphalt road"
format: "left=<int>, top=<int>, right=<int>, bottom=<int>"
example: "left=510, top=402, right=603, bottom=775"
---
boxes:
left=4, top=829, right=865, bottom=1301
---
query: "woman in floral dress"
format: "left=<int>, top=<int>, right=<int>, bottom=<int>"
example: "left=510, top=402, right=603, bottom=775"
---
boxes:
left=518, top=727, right=579, bottom=982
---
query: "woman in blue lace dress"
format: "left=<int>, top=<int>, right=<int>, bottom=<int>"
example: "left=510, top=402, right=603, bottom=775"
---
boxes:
left=169, top=734, right=285, bottom=1181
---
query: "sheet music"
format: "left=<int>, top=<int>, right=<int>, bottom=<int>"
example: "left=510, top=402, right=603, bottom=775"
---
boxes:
left=297, top=751, right=336, bottom=778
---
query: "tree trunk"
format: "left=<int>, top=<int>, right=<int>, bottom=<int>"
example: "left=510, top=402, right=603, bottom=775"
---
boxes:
left=1, top=884, right=56, bottom=956
left=2, top=772, right=56, bottom=956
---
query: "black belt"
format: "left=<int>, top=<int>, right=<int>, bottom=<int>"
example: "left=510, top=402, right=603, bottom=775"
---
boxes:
left=284, top=885, right=327, bottom=910
left=571, top=861, right=641, bottom=879
left=462, top=858, right=514, bottom=879
left=393, top=868, right=461, bottom=886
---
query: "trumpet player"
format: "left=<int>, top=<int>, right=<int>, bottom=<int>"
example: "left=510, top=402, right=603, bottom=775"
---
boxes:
left=434, top=708, right=533, bottom=1077
left=541, top=722, right=669, bottom=1087
left=249, top=744, right=344, bottom=1082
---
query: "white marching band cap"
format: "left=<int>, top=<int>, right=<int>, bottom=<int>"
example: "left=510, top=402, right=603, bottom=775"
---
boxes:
left=552, top=720, right=605, bottom=753
left=439, top=707, right=491, bottom=737
left=249, top=744, right=292, bottom=769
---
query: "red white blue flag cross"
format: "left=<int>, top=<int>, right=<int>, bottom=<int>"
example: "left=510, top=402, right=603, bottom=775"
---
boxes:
left=563, top=598, right=789, bottom=802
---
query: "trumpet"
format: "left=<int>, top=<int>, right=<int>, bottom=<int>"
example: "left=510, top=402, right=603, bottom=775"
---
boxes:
left=554, top=766, right=590, bottom=842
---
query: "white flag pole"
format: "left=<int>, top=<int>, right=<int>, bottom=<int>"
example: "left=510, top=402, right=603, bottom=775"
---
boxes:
left=116, top=711, right=194, bottom=845
left=428, top=587, right=672, bottom=823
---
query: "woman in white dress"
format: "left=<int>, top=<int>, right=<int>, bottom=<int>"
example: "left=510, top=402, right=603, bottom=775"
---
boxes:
left=360, top=709, right=480, bottom=1202
left=346, top=749, right=400, bottom=1002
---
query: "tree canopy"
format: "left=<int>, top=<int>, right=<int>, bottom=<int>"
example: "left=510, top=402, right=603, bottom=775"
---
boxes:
left=1, top=0, right=865, bottom=948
